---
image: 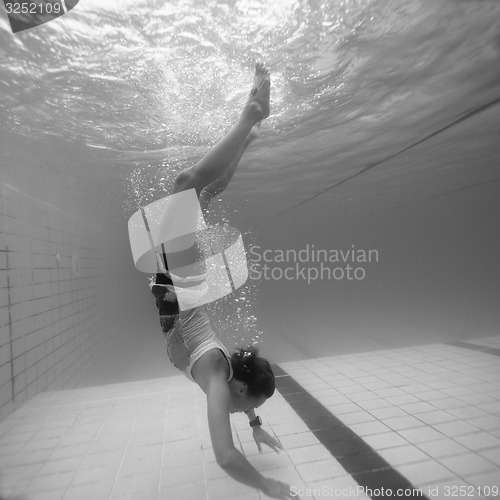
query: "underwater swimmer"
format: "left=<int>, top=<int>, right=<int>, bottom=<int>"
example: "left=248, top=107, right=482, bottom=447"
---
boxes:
left=150, top=63, right=294, bottom=499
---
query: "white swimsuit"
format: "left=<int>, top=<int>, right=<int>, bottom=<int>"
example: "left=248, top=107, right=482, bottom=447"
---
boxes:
left=166, top=306, right=233, bottom=383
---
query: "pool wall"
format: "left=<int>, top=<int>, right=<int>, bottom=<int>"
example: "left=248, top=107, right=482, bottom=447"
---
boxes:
left=0, top=173, right=125, bottom=421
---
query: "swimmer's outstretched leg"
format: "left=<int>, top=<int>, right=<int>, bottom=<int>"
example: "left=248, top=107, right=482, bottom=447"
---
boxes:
left=173, top=63, right=270, bottom=196
left=155, top=64, right=268, bottom=277
left=199, top=121, right=261, bottom=213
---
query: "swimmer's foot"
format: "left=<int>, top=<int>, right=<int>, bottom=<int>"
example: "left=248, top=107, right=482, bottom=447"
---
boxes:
left=247, top=62, right=270, bottom=120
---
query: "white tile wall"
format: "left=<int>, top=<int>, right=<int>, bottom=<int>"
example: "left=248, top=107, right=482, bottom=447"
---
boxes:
left=0, top=183, right=124, bottom=421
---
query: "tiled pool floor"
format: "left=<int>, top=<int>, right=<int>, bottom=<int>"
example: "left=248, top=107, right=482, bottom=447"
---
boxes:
left=0, top=336, right=499, bottom=500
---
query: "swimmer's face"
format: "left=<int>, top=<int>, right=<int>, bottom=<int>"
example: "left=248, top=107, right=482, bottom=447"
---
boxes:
left=228, top=381, right=267, bottom=414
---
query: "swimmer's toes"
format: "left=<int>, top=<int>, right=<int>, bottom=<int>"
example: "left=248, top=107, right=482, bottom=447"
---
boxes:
left=254, top=62, right=268, bottom=84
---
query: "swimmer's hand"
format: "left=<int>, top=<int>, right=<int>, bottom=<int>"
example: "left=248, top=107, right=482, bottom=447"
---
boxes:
left=261, top=477, right=295, bottom=499
left=253, top=427, right=284, bottom=454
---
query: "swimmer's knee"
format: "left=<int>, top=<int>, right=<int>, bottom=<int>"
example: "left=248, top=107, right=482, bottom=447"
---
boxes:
left=173, top=170, right=194, bottom=192
left=173, top=169, right=202, bottom=195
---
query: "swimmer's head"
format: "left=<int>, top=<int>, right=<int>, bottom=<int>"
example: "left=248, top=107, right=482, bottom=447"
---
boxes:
left=228, top=346, right=275, bottom=413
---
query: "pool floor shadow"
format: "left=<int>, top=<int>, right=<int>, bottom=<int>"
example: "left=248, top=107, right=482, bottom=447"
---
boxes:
left=0, top=336, right=499, bottom=500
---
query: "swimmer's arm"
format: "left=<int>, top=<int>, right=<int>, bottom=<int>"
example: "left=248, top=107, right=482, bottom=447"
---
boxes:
left=246, top=409, right=284, bottom=454
left=245, top=408, right=257, bottom=420
left=206, top=373, right=266, bottom=491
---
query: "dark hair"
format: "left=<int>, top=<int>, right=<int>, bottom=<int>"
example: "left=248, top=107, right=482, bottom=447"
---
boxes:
left=230, top=346, right=275, bottom=398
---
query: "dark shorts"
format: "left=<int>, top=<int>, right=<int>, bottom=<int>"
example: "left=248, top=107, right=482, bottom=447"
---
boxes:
left=151, top=272, right=179, bottom=336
